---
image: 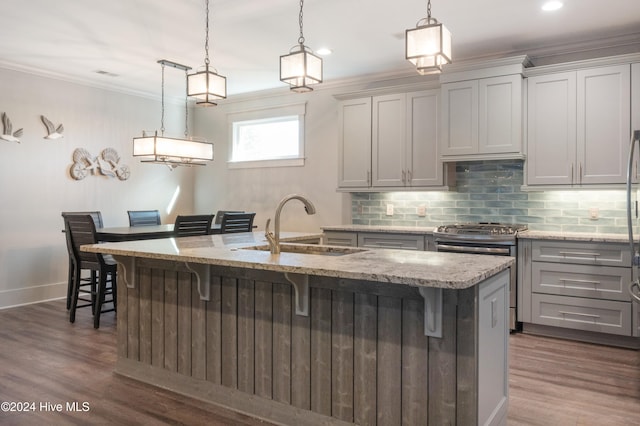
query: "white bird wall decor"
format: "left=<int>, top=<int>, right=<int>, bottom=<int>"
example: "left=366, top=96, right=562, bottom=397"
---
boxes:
left=1, top=112, right=23, bottom=143
left=41, top=115, right=64, bottom=139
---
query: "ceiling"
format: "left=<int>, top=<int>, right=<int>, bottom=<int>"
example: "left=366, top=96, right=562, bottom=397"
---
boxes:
left=1, top=0, right=639, bottom=99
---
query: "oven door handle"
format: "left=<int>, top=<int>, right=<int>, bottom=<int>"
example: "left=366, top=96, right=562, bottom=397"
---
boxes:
left=436, top=244, right=511, bottom=255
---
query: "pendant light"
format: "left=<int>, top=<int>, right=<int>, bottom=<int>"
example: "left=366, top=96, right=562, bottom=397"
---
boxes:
left=133, top=60, right=214, bottom=168
left=187, top=0, right=226, bottom=106
left=405, top=0, right=452, bottom=75
left=279, top=0, right=322, bottom=92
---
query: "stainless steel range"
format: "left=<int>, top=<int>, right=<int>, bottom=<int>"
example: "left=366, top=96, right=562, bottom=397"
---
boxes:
left=433, top=222, right=527, bottom=331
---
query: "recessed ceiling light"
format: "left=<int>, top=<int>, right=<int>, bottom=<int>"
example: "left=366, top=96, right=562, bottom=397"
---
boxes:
left=542, top=1, right=563, bottom=11
left=316, top=48, right=333, bottom=56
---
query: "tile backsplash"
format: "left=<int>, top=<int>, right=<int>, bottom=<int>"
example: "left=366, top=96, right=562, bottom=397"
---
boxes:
left=351, top=160, right=630, bottom=234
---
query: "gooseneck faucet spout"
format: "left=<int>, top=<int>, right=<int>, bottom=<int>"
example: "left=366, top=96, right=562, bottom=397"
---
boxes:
left=265, top=194, right=316, bottom=254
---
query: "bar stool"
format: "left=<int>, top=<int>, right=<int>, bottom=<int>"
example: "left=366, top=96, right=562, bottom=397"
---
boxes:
left=63, top=214, right=117, bottom=328
left=61, top=211, right=103, bottom=310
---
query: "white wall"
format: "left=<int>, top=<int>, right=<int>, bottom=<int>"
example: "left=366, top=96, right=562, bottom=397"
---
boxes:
left=192, top=87, right=352, bottom=233
left=0, top=68, right=197, bottom=308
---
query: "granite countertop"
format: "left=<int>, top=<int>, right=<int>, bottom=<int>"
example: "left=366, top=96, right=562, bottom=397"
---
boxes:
left=321, top=224, right=436, bottom=235
left=517, top=230, right=629, bottom=243
left=82, top=231, right=513, bottom=290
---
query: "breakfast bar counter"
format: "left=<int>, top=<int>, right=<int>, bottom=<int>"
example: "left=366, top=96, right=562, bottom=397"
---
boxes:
left=84, top=231, right=513, bottom=426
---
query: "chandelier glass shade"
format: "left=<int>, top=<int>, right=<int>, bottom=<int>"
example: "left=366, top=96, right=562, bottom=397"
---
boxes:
left=280, top=0, right=322, bottom=92
left=405, top=0, right=452, bottom=75
left=187, top=0, right=226, bottom=106
left=280, top=44, right=322, bottom=93
left=187, top=65, right=226, bottom=106
left=133, top=132, right=213, bottom=165
left=133, top=60, right=213, bottom=167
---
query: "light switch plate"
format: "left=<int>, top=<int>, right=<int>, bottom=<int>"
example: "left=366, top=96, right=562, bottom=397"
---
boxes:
left=386, top=203, right=394, bottom=216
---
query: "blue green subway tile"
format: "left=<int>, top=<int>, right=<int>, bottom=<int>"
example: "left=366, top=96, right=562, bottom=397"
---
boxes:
left=596, top=226, right=626, bottom=234
left=496, top=208, right=528, bottom=216
left=500, top=193, right=530, bottom=201
left=544, top=216, right=582, bottom=225
left=469, top=208, right=501, bottom=215
left=579, top=217, right=617, bottom=226
left=454, top=215, right=493, bottom=223
left=527, top=208, right=562, bottom=217
left=455, top=200, right=485, bottom=208
left=469, top=194, right=499, bottom=202
left=484, top=201, right=514, bottom=208
left=526, top=223, right=562, bottom=232
left=425, top=200, right=457, bottom=208
left=352, top=219, right=371, bottom=225
left=514, top=216, right=546, bottom=223
left=561, top=224, right=599, bottom=232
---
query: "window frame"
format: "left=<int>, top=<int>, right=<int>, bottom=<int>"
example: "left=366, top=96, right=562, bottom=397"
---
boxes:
left=227, top=102, right=306, bottom=169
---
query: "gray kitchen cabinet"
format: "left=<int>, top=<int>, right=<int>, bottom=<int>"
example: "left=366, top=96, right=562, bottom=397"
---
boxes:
left=357, top=232, right=425, bottom=250
left=338, top=98, right=372, bottom=188
left=521, top=239, right=633, bottom=339
left=526, top=64, right=631, bottom=187
left=323, top=231, right=358, bottom=247
left=338, top=90, right=445, bottom=190
left=323, top=229, right=435, bottom=251
left=440, top=74, right=523, bottom=160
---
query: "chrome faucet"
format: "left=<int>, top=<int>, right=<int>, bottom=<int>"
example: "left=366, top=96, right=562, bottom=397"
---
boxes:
left=265, top=194, right=316, bottom=254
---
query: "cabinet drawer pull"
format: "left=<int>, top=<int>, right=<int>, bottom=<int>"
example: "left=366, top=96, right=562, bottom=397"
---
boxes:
left=559, top=278, right=600, bottom=287
left=558, top=310, right=600, bottom=319
left=558, top=251, right=601, bottom=258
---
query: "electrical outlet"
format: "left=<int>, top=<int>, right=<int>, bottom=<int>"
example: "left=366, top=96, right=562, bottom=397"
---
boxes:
left=386, top=203, right=394, bottom=216
left=417, top=205, right=427, bottom=217
left=589, top=207, right=599, bottom=220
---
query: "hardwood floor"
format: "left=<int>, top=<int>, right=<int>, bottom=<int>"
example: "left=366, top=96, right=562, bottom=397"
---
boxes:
left=0, top=300, right=638, bottom=425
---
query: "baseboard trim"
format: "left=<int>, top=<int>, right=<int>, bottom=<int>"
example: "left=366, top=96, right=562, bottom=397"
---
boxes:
left=522, top=323, right=640, bottom=349
left=0, top=282, right=66, bottom=310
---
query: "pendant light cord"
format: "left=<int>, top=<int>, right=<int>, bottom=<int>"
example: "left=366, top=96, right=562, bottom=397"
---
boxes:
left=427, top=0, right=432, bottom=19
left=298, top=0, right=305, bottom=45
left=204, top=0, right=210, bottom=66
left=160, top=62, right=165, bottom=136
left=184, top=69, right=189, bottom=138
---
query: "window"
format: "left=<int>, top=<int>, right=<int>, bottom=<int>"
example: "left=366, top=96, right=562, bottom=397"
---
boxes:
left=228, top=103, right=306, bottom=168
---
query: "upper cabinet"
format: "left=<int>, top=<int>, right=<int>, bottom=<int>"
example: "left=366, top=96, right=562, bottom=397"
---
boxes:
left=440, top=74, right=523, bottom=160
left=526, top=64, right=631, bottom=187
left=338, top=98, right=372, bottom=188
left=338, top=89, right=447, bottom=191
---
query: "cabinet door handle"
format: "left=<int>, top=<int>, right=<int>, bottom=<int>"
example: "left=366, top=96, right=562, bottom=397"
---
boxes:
left=408, top=170, right=412, bottom=183
left=559, top=278, right=600, bottom=287
left=571, top=163, right=574, bottom=185
left=558, top=310, right=600, bottom=319
left=579, top=162, right=583, bottom=184
left=402, top=170, right=406, bottom=183
left=558, top=251, right=601, bottom=258
left=367, top=170, right=371, bottom=185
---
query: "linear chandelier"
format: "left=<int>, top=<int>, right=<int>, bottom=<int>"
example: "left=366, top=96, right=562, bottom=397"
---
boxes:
left=187, top=0, right=227, bottom=106
left=133, top=60, right=213, bottom=168
left=279, top=0, right=322, bottom=92
left=405, top=0, right=452, bottom=75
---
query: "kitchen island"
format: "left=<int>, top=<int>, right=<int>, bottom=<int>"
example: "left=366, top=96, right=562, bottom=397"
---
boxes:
left=84, top=231, right=514, bottom=426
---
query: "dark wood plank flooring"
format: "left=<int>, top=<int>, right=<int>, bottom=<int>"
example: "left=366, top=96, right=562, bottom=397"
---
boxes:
left=0, top=300, right=638, bottom=425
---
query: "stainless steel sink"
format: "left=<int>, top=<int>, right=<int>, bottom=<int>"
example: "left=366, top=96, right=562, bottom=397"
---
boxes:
left=242, top=243, right=367, bottom=256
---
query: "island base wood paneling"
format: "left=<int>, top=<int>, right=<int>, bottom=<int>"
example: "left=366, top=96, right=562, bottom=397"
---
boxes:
left=115, top=259, right=504, bottom=426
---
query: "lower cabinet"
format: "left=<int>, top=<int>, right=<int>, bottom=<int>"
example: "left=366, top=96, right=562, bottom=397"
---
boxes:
left=323, top=230, right=435, bottom=251
left=520, top=239, right=635, bottom=343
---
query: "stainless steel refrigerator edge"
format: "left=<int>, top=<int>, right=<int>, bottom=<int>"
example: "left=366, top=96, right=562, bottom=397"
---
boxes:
left=625, top=129, right=640, bottom=305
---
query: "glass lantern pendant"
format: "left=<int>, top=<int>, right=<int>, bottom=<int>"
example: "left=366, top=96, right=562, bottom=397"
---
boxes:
left=280, top=0, right=322, bottom=92
left=405, top=0, right=452, bottom=75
